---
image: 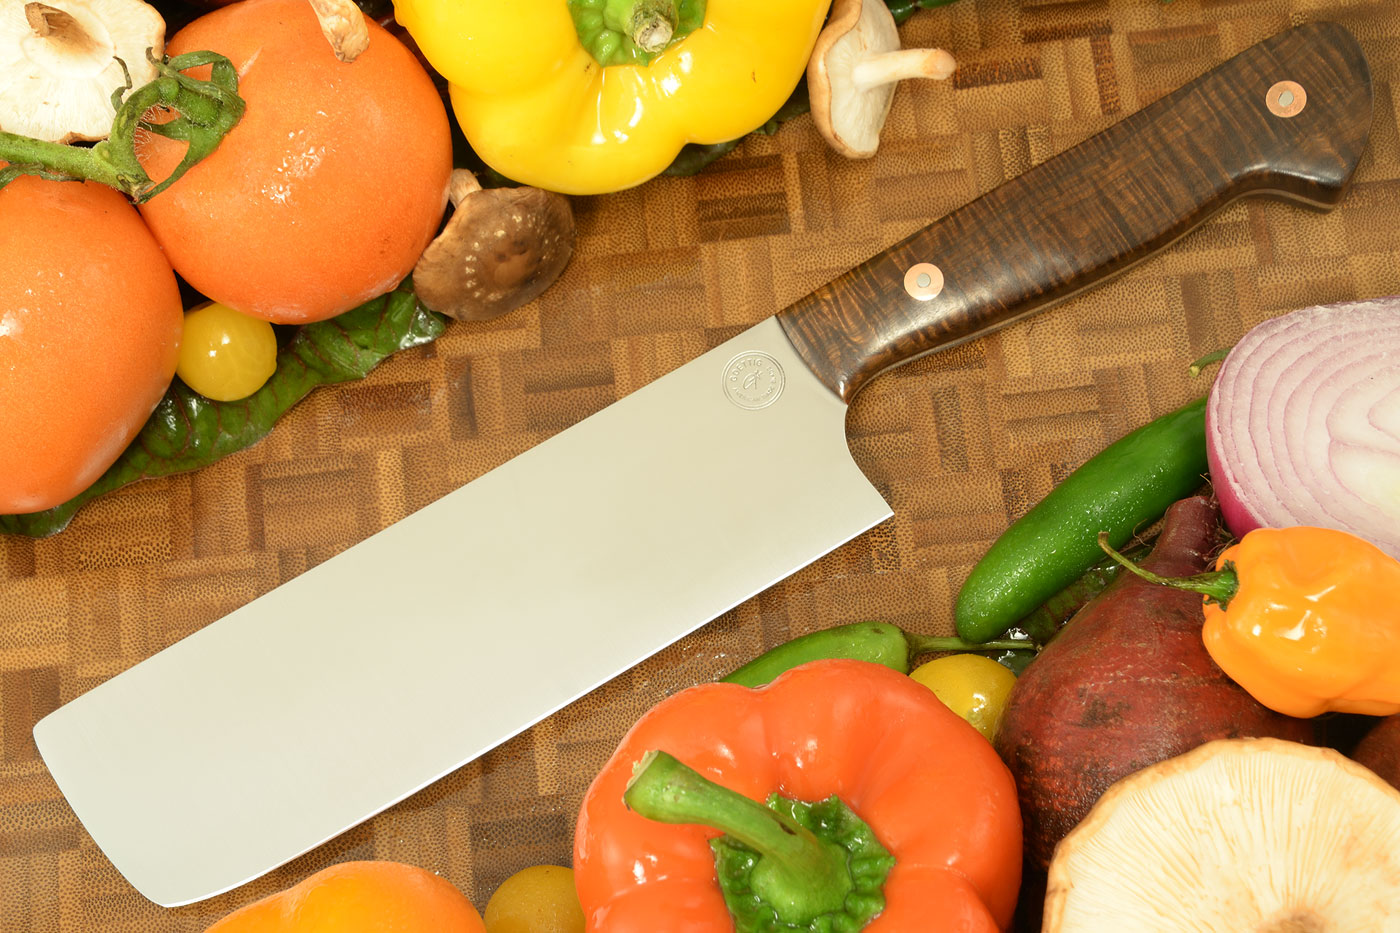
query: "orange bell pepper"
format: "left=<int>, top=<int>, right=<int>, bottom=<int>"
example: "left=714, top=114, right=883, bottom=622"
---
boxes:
left=573, top=659, right=1023, bottom=932
left=204, top=861, right=486, bottom=932
left=1102, top=526, right=1400, bottom=719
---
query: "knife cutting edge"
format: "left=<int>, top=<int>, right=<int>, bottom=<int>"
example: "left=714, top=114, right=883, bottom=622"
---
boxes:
left=33, top=21, right=1372, bottom=906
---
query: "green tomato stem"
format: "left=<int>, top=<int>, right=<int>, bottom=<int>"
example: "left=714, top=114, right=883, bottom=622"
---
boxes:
left=0, top=48, right=244, bottom=202
left=624, top=750, right=854, bottom=923
left=0, top=131, right=131, bottom=190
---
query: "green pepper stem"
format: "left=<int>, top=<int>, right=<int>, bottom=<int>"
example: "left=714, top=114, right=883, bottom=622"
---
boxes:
left=625, top=750, right=853, bottom=922
left=905, top=633, right=1035, bottom=654
left=1189, top=346, right=1233, bottom=377
left=1098, top=532, right=1238, bottom=606
left=602, top=0, right=677, bottom=52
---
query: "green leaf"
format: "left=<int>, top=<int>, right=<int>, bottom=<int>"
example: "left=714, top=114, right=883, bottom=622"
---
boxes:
left=885, top=0, right=959, bottom=25
left=662, top=84, right=812, bottom=177
left=756, top=82, right=813, bottom=134
left=1, top=282, right=446, bottom=538
left=663, top=138, right=746, bottom=177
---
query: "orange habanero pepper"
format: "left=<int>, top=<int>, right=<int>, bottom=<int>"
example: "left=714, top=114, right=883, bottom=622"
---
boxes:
left=1103, top=526, right=1400, bottom=719
left=573, top=659, right=1023, bottom=932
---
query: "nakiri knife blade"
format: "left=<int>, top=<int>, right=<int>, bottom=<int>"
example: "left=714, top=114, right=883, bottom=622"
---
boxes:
left=33, top=21, right=1371, bottom=907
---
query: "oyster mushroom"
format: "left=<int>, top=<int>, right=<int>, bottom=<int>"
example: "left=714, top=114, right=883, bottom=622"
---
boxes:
left=1045, top=738, right=1400, bottom=932
left=807, top=0, right=955, bottom=158
left=413, top=169, right=575, bottom=322
left=0, top=0, right=164, bottom=142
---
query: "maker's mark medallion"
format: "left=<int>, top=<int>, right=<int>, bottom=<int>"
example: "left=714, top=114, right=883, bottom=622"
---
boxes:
left=723, top=351, right=785, bottom=410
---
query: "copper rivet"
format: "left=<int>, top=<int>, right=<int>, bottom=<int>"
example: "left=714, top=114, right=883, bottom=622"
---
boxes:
left=1267, top=81, right=1307, bottom=118
left=904, top=262, right=944, bottom=301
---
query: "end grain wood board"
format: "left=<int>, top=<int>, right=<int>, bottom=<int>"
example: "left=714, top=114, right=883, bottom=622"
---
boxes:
left=3, top=0, right=1400, bottom=928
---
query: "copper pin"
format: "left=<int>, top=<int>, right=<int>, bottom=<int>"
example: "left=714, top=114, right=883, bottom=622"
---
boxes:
left=903, top=262, right=944, bottom=301
left=1267, top=81, right=1307, bottom=118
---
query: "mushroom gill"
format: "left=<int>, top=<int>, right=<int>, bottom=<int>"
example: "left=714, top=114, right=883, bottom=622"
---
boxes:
left=0, top=0, right=165, bottom=142
left=1045, top=738, right=1400, bottom=932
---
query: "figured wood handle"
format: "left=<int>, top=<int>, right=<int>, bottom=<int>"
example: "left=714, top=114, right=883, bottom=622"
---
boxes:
left=777, top=22, right=1373, bottom=402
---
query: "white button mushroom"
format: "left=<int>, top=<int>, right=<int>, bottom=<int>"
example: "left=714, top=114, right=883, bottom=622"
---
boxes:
left=807, top=0, right=955, bottom=159
left=0, top=0, right=164, bottom=143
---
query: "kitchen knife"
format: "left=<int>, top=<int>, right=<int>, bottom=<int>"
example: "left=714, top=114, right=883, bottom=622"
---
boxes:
left=33, top=21, right=1371, bottom=907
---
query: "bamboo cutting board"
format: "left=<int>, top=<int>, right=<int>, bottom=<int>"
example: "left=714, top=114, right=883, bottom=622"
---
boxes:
left=3, top=0, right=1400, bottom=928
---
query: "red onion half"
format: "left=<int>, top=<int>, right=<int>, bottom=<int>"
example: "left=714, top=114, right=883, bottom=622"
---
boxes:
left=1205, top=298, right=1400, bottom=559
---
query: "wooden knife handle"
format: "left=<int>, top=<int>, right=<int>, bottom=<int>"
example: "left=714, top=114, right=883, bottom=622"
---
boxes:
left=777, top=21, right=1373, bottom=402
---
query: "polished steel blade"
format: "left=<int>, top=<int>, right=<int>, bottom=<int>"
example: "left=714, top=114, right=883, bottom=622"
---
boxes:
left=33, top=317, right=891, bottom=907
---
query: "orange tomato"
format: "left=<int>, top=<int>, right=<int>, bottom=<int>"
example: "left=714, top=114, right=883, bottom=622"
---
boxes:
left=0, top=174, right=182, bottom=514
left=206, top=861, right=486, bottom=932
left=138, top=0, right=453, bottom=324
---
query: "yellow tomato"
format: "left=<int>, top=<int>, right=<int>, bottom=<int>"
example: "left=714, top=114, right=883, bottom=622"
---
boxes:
left=483, top=865, right=585, bottom=933
left=176, top=302, right=278, bottom=402
left=910, top=655, right=1018, bottom=742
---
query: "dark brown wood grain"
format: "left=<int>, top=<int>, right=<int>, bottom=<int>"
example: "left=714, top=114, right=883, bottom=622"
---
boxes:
left=777, top=21, right=1374, bottom=402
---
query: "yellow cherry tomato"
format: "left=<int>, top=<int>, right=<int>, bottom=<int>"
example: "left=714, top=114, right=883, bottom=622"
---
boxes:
left=910, top=654, right=1018, bottom=742
left=483, top=865, right=585, bottom=933
left=176, top=301, right=278, bottom=402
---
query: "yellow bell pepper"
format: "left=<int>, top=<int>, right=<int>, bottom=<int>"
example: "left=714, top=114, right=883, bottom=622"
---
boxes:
left=392, top=0, right=833, bottom=195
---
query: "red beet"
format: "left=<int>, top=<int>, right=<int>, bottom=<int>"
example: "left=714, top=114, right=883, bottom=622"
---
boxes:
left=994, top=495, right=1316, bottom=868
left=1353, top=715, right=1400, bottom=789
